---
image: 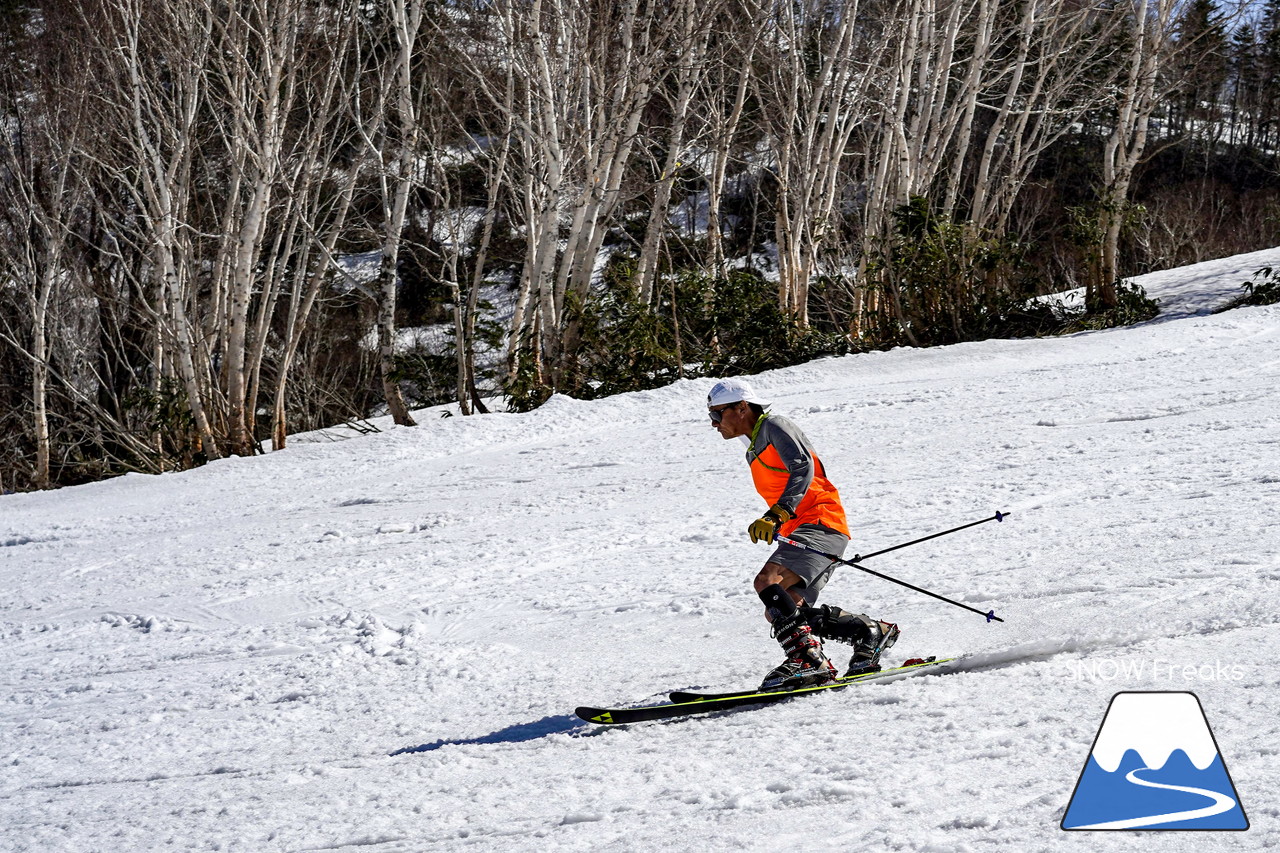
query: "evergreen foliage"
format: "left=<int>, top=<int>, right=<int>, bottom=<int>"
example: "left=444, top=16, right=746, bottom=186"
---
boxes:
left=506, top=267, right=850, bottom=411
left=869, top=197, right=1044, bottom=347
left=1070, top=281, right=1161, bottom=331
left=1226, top=266, right=1280, bottom=308
left=2, top=0, right=1280, bottom=489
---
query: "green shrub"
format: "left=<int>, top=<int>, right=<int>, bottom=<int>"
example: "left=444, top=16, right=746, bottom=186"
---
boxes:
left=1213, top=266, right=1280, bottom=314
left=1240, top=266, right=1280, bottom=306
left=506, top=264, right=850, bottom=409
left=698, top=269, right=849, bottom=374
left=505, top=332, right=554, bottom=413
left=1062, top=280, right=1159, bottom=331
left=568, top=279, right=686, bottom=399
left=122, top=377, right=200, bottom=467
left=390, top=349, right=457, bottom=408
left=868, top=196, right=1046, bottom=346
left=391, top=299, right=506, bottom=409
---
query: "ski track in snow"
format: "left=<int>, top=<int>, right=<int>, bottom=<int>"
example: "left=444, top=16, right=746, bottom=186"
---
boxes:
left=3, top=253, right=1280, bottom=851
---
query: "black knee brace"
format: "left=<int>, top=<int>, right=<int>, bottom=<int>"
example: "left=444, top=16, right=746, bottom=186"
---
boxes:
left=759, top=583, right=799, bottom=620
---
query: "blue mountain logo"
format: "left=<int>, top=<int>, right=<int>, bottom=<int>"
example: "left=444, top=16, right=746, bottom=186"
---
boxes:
left=1062, top=691, right=1248, bottom=830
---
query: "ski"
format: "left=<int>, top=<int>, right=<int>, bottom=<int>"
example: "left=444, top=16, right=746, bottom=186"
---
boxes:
left=576, top=690, right=791, bottom=725
left=669, top=656, right=949, bottom=703
left=575, top=656, right=956, bottom=726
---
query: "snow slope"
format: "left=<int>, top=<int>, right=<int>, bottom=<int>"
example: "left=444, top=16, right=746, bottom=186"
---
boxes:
left=3, top=253, right=1280, bottom=851
left=1133, top=245, right=1280, bottom=319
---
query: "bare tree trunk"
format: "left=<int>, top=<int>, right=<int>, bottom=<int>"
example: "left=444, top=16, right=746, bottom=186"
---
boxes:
left=518, top=0, right=569, bottom=383
left=462, top=139, right=511, bottom=415
left=1098, top=0, right=1174, bottom=308
left=375, top=0, right=428, bottom=427
left=268, top=4, right=363, bottom=447
left=762, top=0, right=877, bottom=327
left=705, top=20, right=758, bottom=286
left=944, top=0, right=997, bottom=216
left=460, top=117, right=513, bottom=415
left=272, top=157, right=361, bottom=449
left=70, top=0, right=223, bottom=459
left=636, top=10, right=709, bottom=305
left=219, top=1, right=296, bottom=454
left=0, top=74, right=80, bottom=488
left=122, top=0, right=222, bottom=459
left=469, top=0, right=681, bottom=390
left=31, top=272, right=53, bottom=489
left=554, top=1, right=675, bottom=384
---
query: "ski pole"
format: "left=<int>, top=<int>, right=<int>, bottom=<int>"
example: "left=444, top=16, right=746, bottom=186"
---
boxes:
left=774, top=534, right=1006, bottom=623
left=851, top=511, right=1009, bottom=562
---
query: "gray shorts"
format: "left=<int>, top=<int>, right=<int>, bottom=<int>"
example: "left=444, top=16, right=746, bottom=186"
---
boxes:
left=766, top=524, right=849, bottom=604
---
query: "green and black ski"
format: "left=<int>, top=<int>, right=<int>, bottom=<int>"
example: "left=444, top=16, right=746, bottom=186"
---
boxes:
left=668, top=656, right=951, bottom=703
left=576, top=656, right=956, bottom=726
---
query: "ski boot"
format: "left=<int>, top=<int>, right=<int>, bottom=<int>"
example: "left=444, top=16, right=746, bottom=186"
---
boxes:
left=759, top=585, right=838, bottom=691
left=802, top=604, right=899, bottom=676
left=844, top=619, right=898, bottom=676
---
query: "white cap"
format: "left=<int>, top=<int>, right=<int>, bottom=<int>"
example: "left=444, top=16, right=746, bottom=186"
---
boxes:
left=707, top=378, right=769, bottom=408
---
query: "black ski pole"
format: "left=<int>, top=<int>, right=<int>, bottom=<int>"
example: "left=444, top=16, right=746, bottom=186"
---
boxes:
left=774, top=534, right=1006, bottom=623
left=851, top=511, right=1009, bottom=562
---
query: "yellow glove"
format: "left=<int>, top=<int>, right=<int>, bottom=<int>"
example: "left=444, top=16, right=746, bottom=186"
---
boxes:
left=748, top=504, right=792, bottom=544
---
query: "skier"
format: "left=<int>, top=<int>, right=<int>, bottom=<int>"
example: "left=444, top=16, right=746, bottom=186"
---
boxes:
left=707, top=377, right=899, bottom=690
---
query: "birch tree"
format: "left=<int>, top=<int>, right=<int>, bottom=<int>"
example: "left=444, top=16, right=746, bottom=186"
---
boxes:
left=1, top=3, right=182, bottom=482
left=82, top=0, right=222, bottom=459
left=966, top=0, right=1127, bottom=235
left=0, top=58, right=89, bottom=487
left=362, top=0, right=434, bottom=427
left=472, top=0, right=683, bottom=391
left=268, top=4, right=365, bottom=448
left=206, top=0, right=309, bottom=454
left=701, top=4, right=763, bottom=286
left=550, top=0, right=681, bottom=387
left=758, top=0, right=883, bottom=327
left=1096, top=0, right=1181, bottom=307
left=634, top=2, right=714, bottom=306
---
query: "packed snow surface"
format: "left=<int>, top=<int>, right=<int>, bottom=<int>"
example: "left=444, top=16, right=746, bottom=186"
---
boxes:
left=3, top=251, right=1280, bottom=851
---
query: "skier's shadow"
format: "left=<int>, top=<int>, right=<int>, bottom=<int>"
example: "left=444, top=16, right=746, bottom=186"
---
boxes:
left=390, top=713, right=600, bottom=755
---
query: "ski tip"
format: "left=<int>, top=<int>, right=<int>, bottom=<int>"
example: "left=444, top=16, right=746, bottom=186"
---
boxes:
left=575, top=707, right=618, bottom=725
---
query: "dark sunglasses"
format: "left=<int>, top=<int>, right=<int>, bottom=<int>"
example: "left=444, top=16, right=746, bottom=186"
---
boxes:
left=709, top=403, right=738, bottom=423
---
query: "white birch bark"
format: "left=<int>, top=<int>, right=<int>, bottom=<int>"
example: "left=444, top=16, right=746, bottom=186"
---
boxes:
left=1098, top=0, right=1179, bottom=306
left=0, top=84, right=80, bottom=487
left=211, top=0, right=300, bottom=454
left=109, top=0, right=221, bottom=459
left=635, top=9, right=710, bottom=305
left=705, top=30, right=757, bottom=284
left=371, top=0, right=428, bottom=427
left=469, top=0, right=680, bottom=388
left=762, top=0, right=880, bottom=326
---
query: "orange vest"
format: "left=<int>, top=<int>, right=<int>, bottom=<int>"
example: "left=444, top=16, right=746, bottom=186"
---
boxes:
left=748, top=420, right=849, bottom=538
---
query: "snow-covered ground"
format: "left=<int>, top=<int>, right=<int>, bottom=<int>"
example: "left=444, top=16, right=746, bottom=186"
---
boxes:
left=1046, top=245, right=1280, bottom=319
left=3, top=250, right=1279, bottom=851
left=1139, top=245, right=1280, bottom=318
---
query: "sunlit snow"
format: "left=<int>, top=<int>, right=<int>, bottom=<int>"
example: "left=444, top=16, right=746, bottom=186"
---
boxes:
left=2, top=249, right=1279, bottom=851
